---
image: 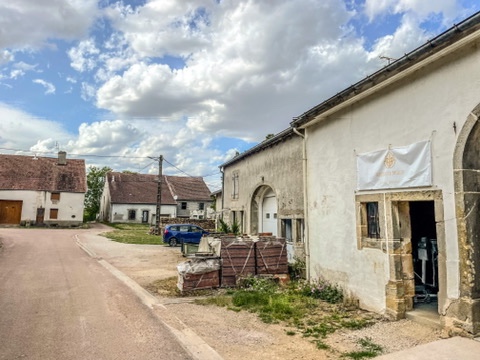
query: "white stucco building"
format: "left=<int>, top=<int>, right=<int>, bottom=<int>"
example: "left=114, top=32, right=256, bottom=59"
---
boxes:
left=0, top=152, right=86, bottom=227
left=291, top=13, right=480, bottom=335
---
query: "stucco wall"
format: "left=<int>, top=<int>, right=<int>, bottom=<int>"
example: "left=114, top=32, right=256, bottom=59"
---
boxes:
left=223, top=134, right=304, bottom=234
left=110, top=203, right=176, bottom=223
left=304, top=36, right=480, bottom=313
left=0, top=190, right=84, bottom=225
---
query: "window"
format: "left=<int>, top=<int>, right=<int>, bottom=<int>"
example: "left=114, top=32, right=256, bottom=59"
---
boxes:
left=181, top=202, right=187, bottom=210
left=199, top=202, right=204, bottom=210
left=356, top=195, right=384, bottom=249
left=128, top=209, right=136, bottom=220
left=232, top=172, right=239, bottom=199
left=50, top=209, right=58, bottom=219
left=51, top=192, right=60, bottom=201
left=281, top=219, right=293, bottom=241
left=366, top=202, right=381, bottom=238
left=191, top=226, right=202, bottom=233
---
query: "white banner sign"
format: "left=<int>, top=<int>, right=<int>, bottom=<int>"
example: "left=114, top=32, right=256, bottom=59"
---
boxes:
left=357, top=141, right=432, bottom=190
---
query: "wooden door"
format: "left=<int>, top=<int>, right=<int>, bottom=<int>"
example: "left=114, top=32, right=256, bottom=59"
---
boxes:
left=0, top=200, right=23, bottom=224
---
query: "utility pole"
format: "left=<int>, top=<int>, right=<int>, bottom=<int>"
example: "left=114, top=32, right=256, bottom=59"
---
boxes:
left=155, top=155, right=163, bottom=235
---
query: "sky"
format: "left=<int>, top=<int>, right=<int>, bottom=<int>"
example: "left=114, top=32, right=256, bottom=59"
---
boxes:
left=1, top=0, right=480, bottom=191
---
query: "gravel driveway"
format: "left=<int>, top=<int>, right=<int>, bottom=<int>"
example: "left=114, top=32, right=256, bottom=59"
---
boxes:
left=75, top=223, right=442, bottom=360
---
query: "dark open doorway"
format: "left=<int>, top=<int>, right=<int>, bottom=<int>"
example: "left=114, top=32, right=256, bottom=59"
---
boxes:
left=409, top=201, right=438, bottom=306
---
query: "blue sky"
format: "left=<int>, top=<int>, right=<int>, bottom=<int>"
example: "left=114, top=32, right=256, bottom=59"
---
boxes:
left=1, top=0, right=480, bottom=190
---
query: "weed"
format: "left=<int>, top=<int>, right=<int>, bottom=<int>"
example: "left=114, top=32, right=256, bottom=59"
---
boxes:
left=288, top=257, right=306, bottom=280
left=343, top=337, right=383, bottom=359
left=315, top=340, right=330, bottom=350
left=285, top=330, right=296, bottom=336
left=298, top=278, right=344, bottom=304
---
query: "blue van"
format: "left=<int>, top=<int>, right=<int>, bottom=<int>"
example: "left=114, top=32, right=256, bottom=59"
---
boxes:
left=163, top=224, right=209, bottom=247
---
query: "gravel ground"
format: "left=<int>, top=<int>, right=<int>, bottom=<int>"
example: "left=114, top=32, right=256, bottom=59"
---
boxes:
left=78, top=224, right=443, bottom=359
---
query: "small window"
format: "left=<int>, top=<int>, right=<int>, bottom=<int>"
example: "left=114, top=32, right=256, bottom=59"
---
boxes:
left=181, top=202, right=187, bottom=210
left=281, top=219, right=293, bottom=241
left=366, top=202, right=380, bottom=239
left=128, top=209, right=136, bottom=220
left=232, top=172, right=239, bottom=199
left=179, top=225, right=189, bottom=232
left=199, top=202, right=204, bottom=210
left=51, top=192, right=60, bottom=201
left=266, top=213, right=270, bottom=219
left=50, top=209, right=58, bottom=219
left=273, top=213, right=277, bottom=219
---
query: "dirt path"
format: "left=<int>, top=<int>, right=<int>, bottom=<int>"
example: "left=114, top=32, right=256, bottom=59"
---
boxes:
left=77, top=224, right=442, bottom=359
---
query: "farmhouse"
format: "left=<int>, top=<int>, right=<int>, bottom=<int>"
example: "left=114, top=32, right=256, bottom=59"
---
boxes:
left=0, top=151, right=86, bottom=227
left=291, top=11, right=480, bottom=335
left=99, top=172, right=212, bottom=224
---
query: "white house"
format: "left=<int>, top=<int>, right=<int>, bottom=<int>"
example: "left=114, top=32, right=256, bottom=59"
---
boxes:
left=99, top=172, right=212, bottom=224
left=99, top=172, right=177, bottom=224
left=291, top=12, right=480, bottom=335
left=0, top=152, right=86, bottom=227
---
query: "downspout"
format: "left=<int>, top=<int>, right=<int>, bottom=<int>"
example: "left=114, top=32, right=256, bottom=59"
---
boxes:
left=220, top=167, right=225, bottom=224
left=293, top=126, right=310, bottom=281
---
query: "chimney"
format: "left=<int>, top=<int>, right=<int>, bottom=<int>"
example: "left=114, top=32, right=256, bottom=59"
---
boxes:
left=58, top=151, right=67, bottom=165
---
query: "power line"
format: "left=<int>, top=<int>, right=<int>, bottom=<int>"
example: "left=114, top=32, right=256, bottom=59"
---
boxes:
left=0, top=146, right=221, bottom=179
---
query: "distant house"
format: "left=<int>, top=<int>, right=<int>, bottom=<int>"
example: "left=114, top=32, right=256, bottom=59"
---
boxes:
left=99, top=172, right=212, bottom=223
left=0, top=151, right=86, bottom=226
left=164, top=175, right=212, bottom=219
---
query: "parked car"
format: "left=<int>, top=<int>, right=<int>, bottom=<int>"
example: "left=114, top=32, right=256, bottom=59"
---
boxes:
left=163, top=224, right=209, bottom=247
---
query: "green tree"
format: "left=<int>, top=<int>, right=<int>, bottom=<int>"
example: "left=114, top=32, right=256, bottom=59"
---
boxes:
left=84, top=166, right=112, bottom=222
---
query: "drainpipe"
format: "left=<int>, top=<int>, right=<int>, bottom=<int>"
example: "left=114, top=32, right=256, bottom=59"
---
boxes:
left=293, top=126, right=310, bottom=281
left=220, top=167, right=225, bottom=225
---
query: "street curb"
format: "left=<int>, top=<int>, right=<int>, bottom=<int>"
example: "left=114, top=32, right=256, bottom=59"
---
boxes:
left=75, top=235, right=223, bottom=360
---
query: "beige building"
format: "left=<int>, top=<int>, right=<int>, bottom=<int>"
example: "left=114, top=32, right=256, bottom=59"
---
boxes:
left=220, top=128, right=305, bottom=262
left=291, top=12, right=480, bottom=335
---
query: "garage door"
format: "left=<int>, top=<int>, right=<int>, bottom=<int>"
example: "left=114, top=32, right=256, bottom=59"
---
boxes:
left=262, top=189, right=277, bottom=236
left=0, top=200, right=23, bottom=224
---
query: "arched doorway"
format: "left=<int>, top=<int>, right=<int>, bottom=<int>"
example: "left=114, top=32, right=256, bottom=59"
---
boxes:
left=452, top=104, right=480, bottom=335
left=251, top=185, right=277, bottom=236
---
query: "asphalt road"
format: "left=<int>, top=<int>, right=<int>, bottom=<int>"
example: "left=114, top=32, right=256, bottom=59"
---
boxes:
left=0, top=227, right=191, bottom=360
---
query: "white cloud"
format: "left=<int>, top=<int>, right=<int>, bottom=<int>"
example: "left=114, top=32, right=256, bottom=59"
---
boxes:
left=365, top=0, right=461, bottom=24
left=0, top=50, right=14, bottom=65
left=0, top=0, right=98, bottom=50
left=68, top=38, right=100, bottom=72
left=97, top=0, right=361, bottom=141
left=0, top=103, right=71, bottom=151
left=32, top=79, right=56, bottom=95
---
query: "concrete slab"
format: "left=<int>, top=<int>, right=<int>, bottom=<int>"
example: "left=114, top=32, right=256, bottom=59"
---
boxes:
left=376, top=337, right=480, bottom=360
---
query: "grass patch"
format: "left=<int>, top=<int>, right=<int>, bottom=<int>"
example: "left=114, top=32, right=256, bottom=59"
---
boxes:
left=101, top=223, right=165, bottom=245
left=195, top=276, right=376, bottom=350
left=343, top=337, right=383, bottom=359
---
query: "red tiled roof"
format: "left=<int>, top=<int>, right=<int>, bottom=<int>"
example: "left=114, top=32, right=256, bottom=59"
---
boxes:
left=165, top=175, right=212, bottom=201
left=0, top=153, right=86, bottom=193
left=106, top=172, right=211, bottom=204
left=107, top=172, right=176, bottom=205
